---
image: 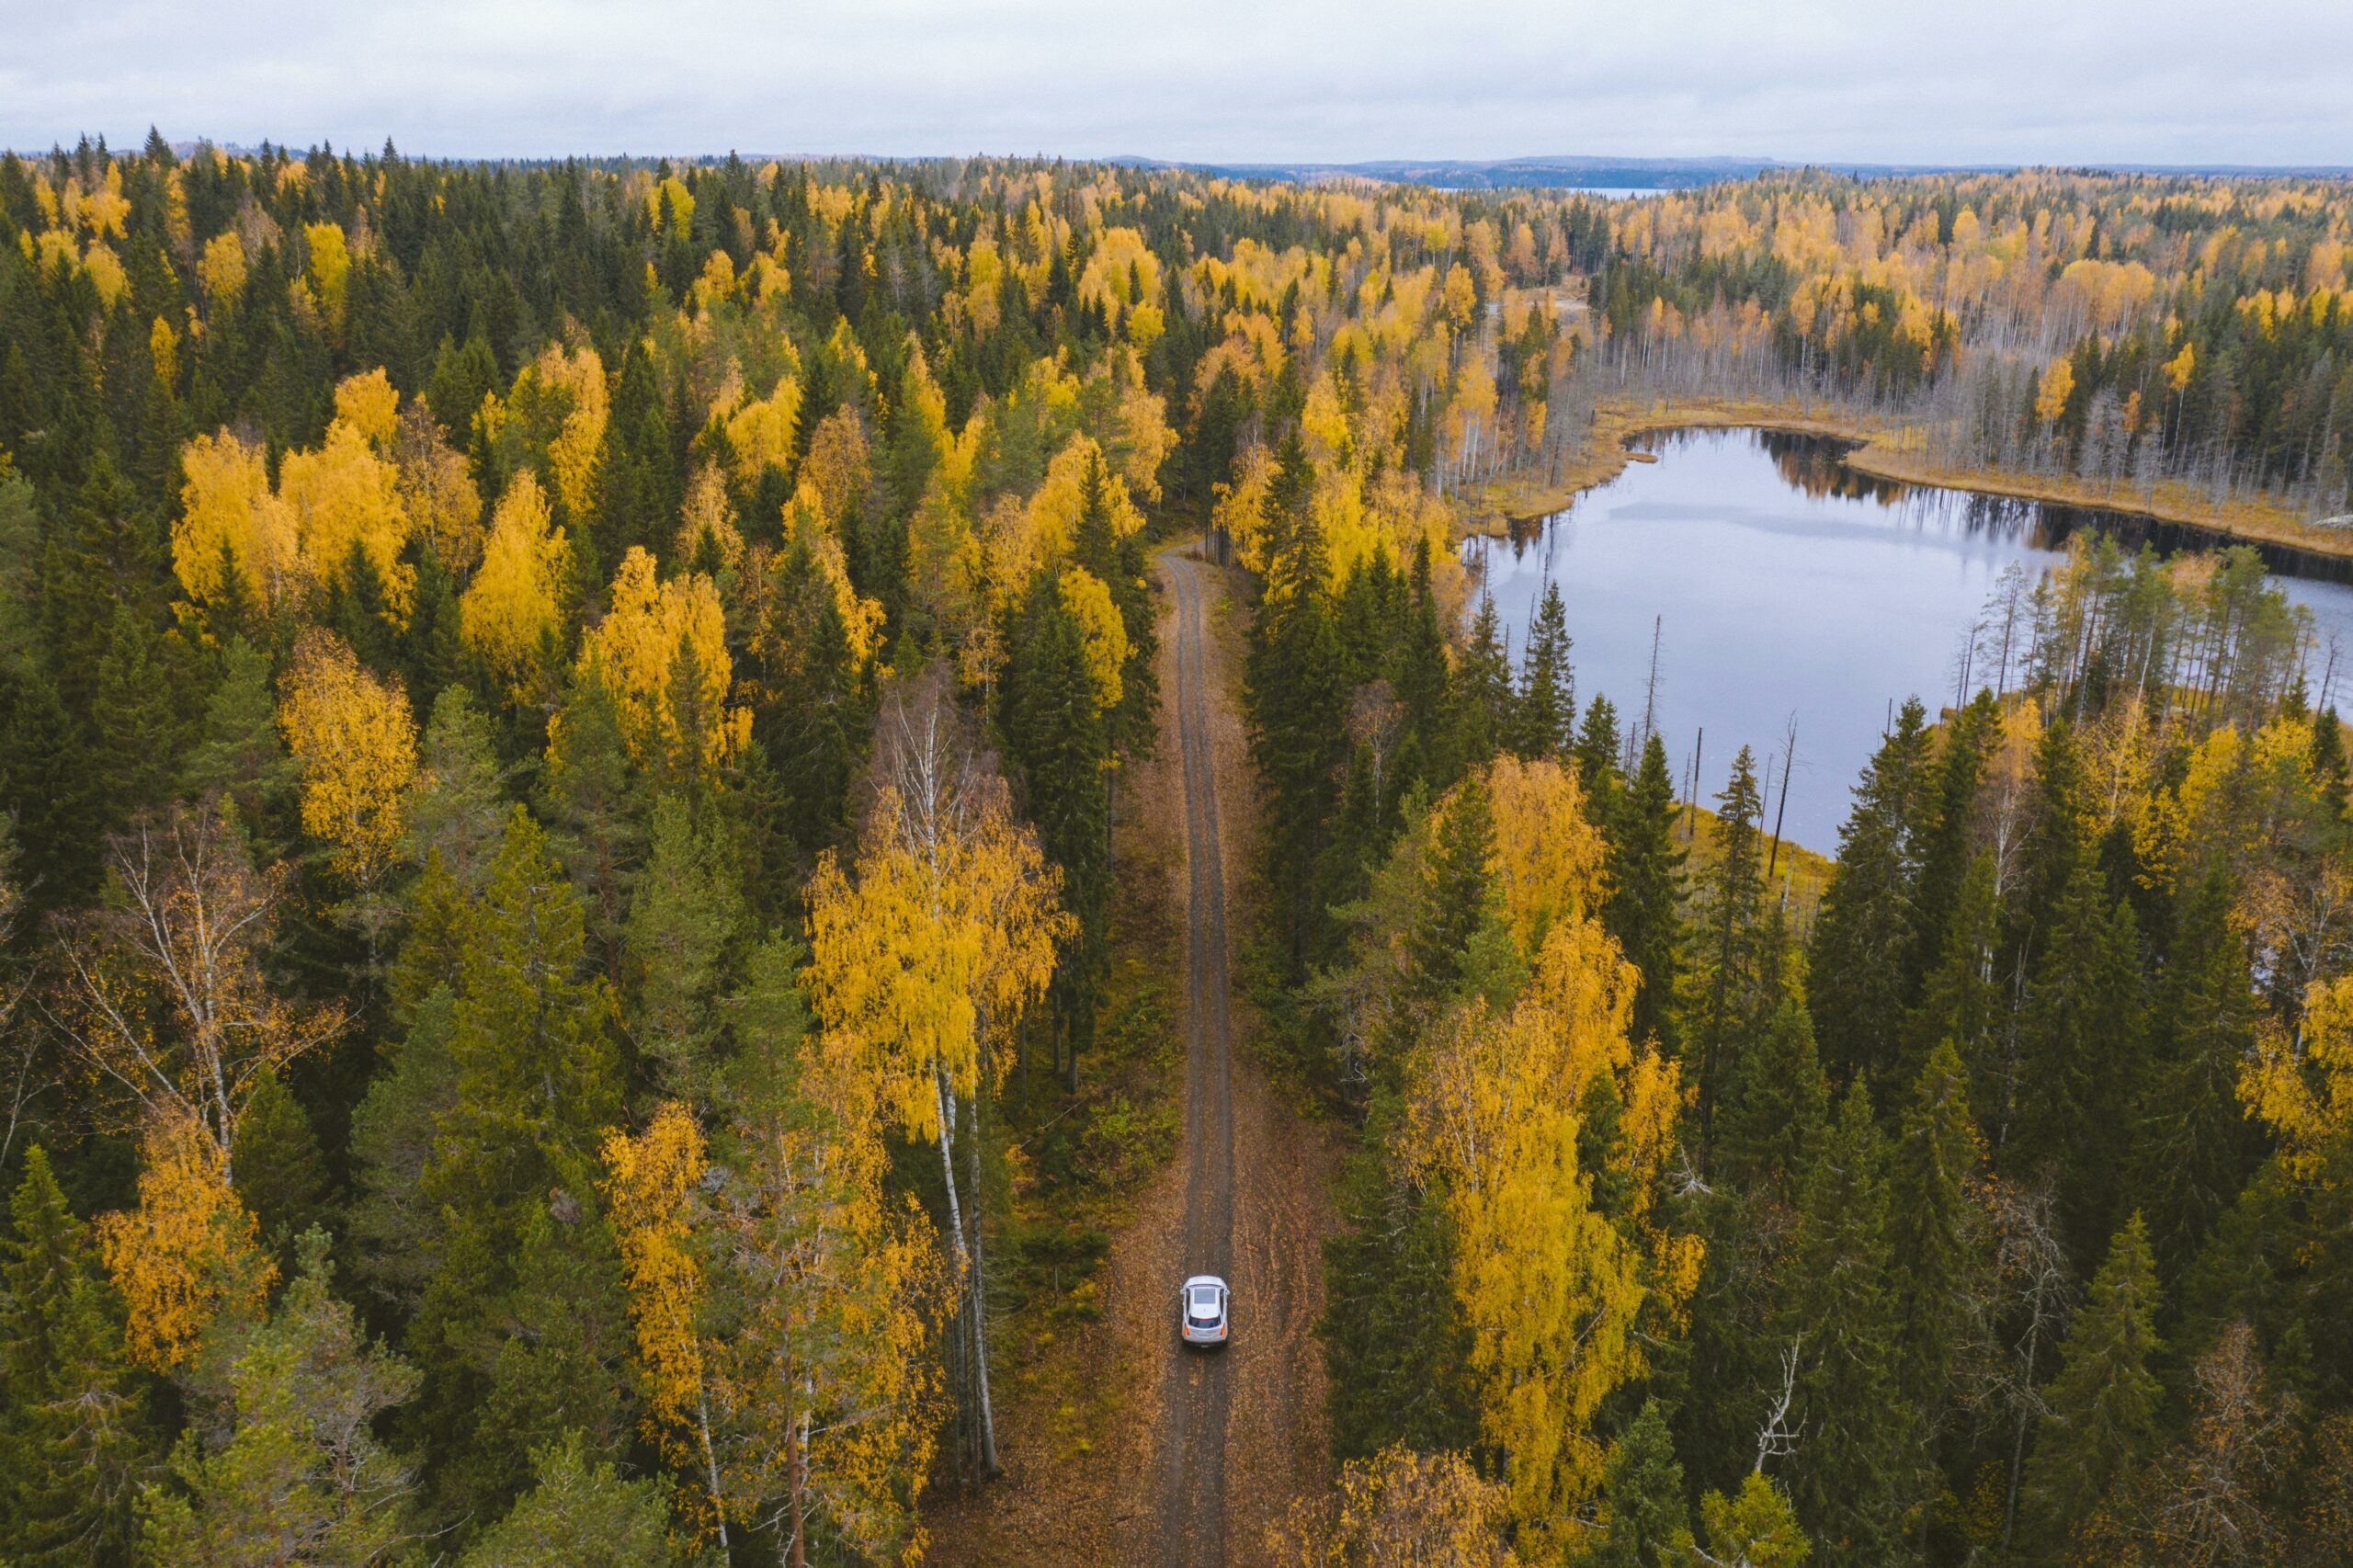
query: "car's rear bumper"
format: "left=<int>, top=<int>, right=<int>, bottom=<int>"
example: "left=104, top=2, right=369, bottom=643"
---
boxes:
left=1180, top=1327, right=1229, bottom=1347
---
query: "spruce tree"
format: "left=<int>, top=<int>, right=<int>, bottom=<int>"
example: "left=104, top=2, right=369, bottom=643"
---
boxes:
left=2011, top=860, right=2143, bottom=1255
left=1806, top=699, right=1930, bottom=1090
left=1605, top=732, right=1687, bottom=1054
left=1591, top=1398, right=1691, bottom=1568
left=89, top=601, right=183, bottom=822
left=1904, top=692, right=1997, bottom=995
left=1716, top=994, right=1828, bottom=1199
left=1516, top=577, right=1575, bottom=760
left=1691, top=746, right=1768, bottom=1127
left=623, top=794, right=750, bottom=1108
left=0, top=1147, right=151, bottom=1567
left=1002, top=570, right=1113, bottom=1087
left=2130, top=867, right=2260, bottom=1278
left=1784, top=1084, right=1916, bottom=1567
left=1318, top=1153, right=1477, bottom=1463
left=2005, top=719, right=2085, bottom=983
left=181, top=637, right=297, bottom=838
left=1900, top=849, right=2002, bottom=1123
left=1388, top=541, right=1453, bottom=795
left=2018, top=1212, right=2164, bottom=1555
left=233, top=1064, right=332, bottom=1265
left=1574, top=692, right=1623, bottom=796
left=1244, top=435, right=1348, bottom=971
left=1887, top=1042, right=1982, bottom=1451
left=405, top=810, right=626, bottom=1511
left=1404, top=771, right=1499, bottom=1013
left=1453, top=592, right=1514, bottom=771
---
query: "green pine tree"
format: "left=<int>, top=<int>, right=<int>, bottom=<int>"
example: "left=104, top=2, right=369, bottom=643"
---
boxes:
left=623, top=793, right=750, bottom=1109
left=1453, top=592, right=1515, bottom=771
left=2017, top=1212, right=2164, bottom=1557
left=1784, top=1084, right=1917, bottom=1567
left=1245, top=436, right=1349, bottom=971
left=232, top=1064, right=332, bottom=1268
left=457, top=1433, right=692, bottom=1568
left=181, top=638, right=297, bottom=841
left=1904, top=692, right=1998, bottom=996
left=1516, top=577, right=1575, bottom=759
left=1806, top=699, right=1931, bottom=1090
left=140, top=1230, right=420, bottom=1565
left=1002, top=568, right=1113, bottom=1088
left=0, top=1146, right=152, bottom=1567
left=1690, top=746, right=1768, bottom=1128
left=1589, top=1398, right=1691, bottom=1568
left=2010, top=859, right=2144, bottom=1255
left=1404, top=770, right=1500, bottom=1013
left=1606, top=732, right=1687, bottom=1055
left=1716, top=994, right=1829, bottom=1199
left=89, top=602, right=184, bottom=822
left=1886, top=1039, right=1983, bottom=1511
left=2129, top=867, right=2260, bottom=1278
left=1900, top=849, right=2003, bottom=1122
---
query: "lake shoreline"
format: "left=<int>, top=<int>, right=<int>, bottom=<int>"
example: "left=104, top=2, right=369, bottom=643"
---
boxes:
left=1465, top=395, right=2349, bottom=562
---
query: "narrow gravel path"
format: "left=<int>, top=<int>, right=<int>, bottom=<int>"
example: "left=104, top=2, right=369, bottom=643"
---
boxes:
left=1151, top=548, right=1236, bottom=1565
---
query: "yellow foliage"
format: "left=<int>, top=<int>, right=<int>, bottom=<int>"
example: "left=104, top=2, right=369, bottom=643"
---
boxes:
left=278, top=418, right=415, bottom=616
left=81, top=242, right=128, bottom=309
left=2034, top=357, right=2075, bottom=426
left=483, top=343, right=609, bottom=523
left=677, top=466, right=745, bottom=571
left=460, top=471, right=570, bottom=696
left=392, top=402, right=486, bottom=581
left=1271, top=1444, right=1519, bottom=1567
left=1059, top=566, right=1129, bottom=711
left=2245, top=974, right=2353, bottom=1182
left=725, top=374, right=802, bottom=481
left=1484, top=755, right=1609, bottom=954
left=278, top=630, right=419, bottom=887
left=1402, top=917, right=1699, bottom=1544
left=604, top=1100, right=720, bottom=1531
left=782, top=484, right=886, bottom=666
left=2165, top=340, right=2198, bottom=392
left=174, top=430, right=303, bottom=610
left=303, top=222, right=350, bottom=327
left=807, top=762, right=1073, bottom=1144
left=575, top=547, right=750, bottom=772
left=97, top=1110, right=276, bottom=1371
left=198, top=230, right=247, bottom=303
left=149, top=315, right=178, bottom=386
left=333, top=368, right=400, bottom=447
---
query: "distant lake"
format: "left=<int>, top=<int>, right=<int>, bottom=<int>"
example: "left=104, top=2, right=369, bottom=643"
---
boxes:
left=1463, top=428, right=2353, bottom=854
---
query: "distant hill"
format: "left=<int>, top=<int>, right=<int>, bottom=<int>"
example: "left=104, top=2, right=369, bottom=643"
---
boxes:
left=1116, top=153, right=2353, bottom=191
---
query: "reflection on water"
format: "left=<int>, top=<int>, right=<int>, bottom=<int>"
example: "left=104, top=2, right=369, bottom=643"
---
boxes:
left=1468, top=428, right=2353, bottom=854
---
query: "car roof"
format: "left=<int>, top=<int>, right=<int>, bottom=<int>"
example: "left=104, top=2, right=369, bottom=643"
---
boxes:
left=1181, top=1274, right=1227, bottom=1290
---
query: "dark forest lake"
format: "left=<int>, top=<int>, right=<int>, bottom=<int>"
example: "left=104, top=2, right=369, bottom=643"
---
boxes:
left=1463, top=427, right=2353, bottom=854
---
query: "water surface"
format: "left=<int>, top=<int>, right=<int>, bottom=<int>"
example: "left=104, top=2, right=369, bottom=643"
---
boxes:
left=1464, top=428, right=2353, bottom=853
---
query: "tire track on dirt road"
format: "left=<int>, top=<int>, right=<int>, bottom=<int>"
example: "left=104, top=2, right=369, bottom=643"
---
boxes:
left=1150, top=548, right=1236, bottom=1566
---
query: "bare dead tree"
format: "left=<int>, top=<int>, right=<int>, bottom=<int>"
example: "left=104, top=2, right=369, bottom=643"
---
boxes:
left=1755, top=1335, right=1805, bottom=1474
left=40, top=799, right=349, bottom=1182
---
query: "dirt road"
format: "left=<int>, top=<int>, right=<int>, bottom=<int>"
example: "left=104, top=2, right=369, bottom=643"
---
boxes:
left=926, top=548, right=1333, bottom=1568
left=1150, top=550, right=1239, bottom=1564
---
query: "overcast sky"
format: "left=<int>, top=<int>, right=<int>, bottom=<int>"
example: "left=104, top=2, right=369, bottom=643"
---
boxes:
left=6, top=0, right=2349, bottom=168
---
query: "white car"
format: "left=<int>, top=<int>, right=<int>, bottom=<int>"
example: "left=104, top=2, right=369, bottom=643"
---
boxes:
left=1179, top=1274, right=1230, bottom=1347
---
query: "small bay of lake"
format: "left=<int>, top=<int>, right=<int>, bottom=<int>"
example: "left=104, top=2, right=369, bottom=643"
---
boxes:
left=1463, top=428, right=2353, bottom=854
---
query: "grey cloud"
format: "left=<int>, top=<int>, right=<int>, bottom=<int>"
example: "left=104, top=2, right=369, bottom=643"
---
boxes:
left=2, top=0, right=2347, bottom=165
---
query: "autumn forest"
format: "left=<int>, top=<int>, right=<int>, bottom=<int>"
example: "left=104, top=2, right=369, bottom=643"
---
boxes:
left=2, top=134, right=2353, bottom=1568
